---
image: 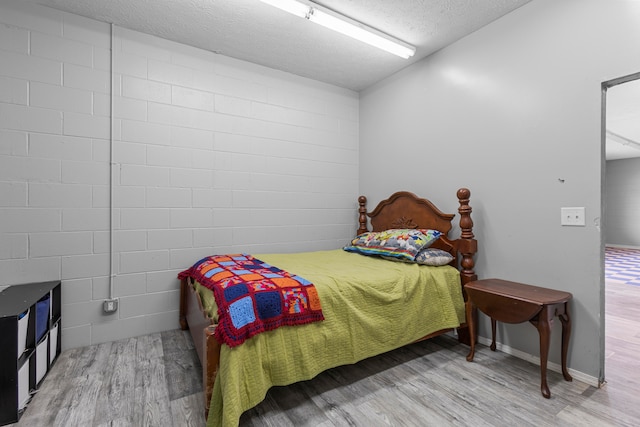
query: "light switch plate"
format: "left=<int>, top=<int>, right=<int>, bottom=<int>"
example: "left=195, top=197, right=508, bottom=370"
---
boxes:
left=561, top=207, right=586, bottom=226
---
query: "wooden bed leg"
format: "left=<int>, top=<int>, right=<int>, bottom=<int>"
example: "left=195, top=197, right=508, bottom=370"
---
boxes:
left=457, top=325, right=471, bottom=346
left=456, top=188, right=478, bottom=346
left=179, top=277, right=188, bottom=330
left=203, top=325, right=221, bottom=419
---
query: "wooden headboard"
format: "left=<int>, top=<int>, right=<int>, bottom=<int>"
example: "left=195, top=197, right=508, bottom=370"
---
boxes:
left=357, top=188, right=477, bottom=285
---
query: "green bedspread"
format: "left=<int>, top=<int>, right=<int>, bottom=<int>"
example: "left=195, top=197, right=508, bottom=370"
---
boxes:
left=205, top=249, right=465, bottom=427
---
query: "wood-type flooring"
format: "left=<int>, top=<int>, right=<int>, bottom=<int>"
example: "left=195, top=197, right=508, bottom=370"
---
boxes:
left=9, top=278, right=639, bottom=426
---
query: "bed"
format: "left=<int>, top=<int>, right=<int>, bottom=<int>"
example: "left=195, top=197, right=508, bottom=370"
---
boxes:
left=178, top=188, right=478, bottom=427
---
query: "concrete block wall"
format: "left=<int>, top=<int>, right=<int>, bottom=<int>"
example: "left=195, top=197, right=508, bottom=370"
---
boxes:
left=0, top=0, right=359, bottom=349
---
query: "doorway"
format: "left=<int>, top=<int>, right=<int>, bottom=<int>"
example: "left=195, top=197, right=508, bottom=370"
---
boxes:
left=602, top=72, right=640, bottom=386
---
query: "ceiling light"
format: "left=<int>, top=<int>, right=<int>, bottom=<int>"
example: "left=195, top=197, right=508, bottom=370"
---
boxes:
left=260, top=0, right=416, bottom=59
left=260, top=0, right=310, bottom=18
left=607, top=130, right=640, bottom=150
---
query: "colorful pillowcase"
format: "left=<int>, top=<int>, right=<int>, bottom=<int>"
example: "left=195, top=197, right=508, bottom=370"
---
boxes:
left=414, top=248, right=454, bottom=266
left=343, top=228, right=441, bottom=261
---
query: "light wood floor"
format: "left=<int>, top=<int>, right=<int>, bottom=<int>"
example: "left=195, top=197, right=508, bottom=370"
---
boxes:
left=10, top=279, right=640, bottom=427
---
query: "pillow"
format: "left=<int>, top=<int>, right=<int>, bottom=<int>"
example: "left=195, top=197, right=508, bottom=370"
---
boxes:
left=414, top=248, right=455, bottom=266
left=343, top=228, right=441, bottom=261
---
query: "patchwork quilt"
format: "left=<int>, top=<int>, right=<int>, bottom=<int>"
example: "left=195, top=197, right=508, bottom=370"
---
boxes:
left=178, top=254, right=324, bottom=347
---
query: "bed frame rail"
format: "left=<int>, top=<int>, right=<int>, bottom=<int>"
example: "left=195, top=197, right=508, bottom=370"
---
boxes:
left=179, top=277, right=220, bottom=417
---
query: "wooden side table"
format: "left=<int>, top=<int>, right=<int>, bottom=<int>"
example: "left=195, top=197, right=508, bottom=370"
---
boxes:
left=464, top=278, right=573, bottom=398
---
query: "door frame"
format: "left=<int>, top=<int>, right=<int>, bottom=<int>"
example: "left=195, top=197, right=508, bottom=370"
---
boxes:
left=600, top=70, right=640, bottom=385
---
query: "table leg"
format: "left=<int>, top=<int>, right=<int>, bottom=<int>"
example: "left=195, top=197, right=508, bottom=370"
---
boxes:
left=490, top=318, right=497, bottom=351
left=559, top=303, right=573, bottom=382
left=532, top=306, right=552, bottom=399
left=466, top=299, right=476, bottom=362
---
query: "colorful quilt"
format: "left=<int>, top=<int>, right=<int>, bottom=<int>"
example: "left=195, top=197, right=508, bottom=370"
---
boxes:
left=178, top=254, right=324, bottom=347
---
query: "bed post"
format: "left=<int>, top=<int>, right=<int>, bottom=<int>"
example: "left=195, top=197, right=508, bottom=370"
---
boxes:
left=179, top=277, right=188, bottom=330
left=357, top=195, right=368, bottom=235
left=456, top=188, right=477, bottom=345
left=456, top=188, right=477, bottom=285
left=203, top=325, right=220, bottom=419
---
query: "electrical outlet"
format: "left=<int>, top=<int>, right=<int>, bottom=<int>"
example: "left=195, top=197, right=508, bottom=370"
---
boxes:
left=560, top=207, right=586, bottom=226
left=103, top=298, right=118, bottom=313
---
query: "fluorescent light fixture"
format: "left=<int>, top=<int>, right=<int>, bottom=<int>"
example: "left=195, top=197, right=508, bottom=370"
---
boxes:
left=260, top=0, right=416, bottom=59
left=260, top=0, right=310, bottom=18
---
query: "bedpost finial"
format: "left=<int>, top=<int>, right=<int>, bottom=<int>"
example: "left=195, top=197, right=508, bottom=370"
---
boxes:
left=457, top=188, right=474, bottom=239
left=457, top=188, right=470, bottom=201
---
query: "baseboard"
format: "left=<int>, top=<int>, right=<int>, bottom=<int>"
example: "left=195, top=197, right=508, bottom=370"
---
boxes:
left=606, top=244, right=640, bottom=250
left=476, top=336, right=600, bottom=388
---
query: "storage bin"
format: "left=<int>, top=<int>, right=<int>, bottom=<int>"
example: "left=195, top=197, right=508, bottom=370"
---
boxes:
left=49, top=322, right=59, bottom=364
left=18, top=361, right=30, bottom=410
left=17, top=309, right=29, bottom=358
left=35, top=294, right=50, bottom=343
left=36, top=336, right=48, bottom=384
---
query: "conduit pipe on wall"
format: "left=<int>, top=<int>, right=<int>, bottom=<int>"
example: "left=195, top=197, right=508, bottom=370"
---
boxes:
left=109, top=23, right=115, bottom=302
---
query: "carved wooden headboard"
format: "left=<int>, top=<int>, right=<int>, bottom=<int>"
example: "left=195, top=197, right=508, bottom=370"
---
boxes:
left=357, top=189, right=477, bottom=285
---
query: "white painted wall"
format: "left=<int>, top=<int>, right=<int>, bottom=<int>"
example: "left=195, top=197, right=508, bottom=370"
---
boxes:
left=0, top=0, right=359, bottom=349
left=605, top=158, right=640, bottom=247
left=360, top=0, right=640, bottom=381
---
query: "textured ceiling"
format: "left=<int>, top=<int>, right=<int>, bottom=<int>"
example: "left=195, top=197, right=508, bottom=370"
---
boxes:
left=30, top=0, right=532, bottom=92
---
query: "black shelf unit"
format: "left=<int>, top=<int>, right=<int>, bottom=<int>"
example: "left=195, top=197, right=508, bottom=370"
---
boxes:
left=0, top=281, right=61, bottom=426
